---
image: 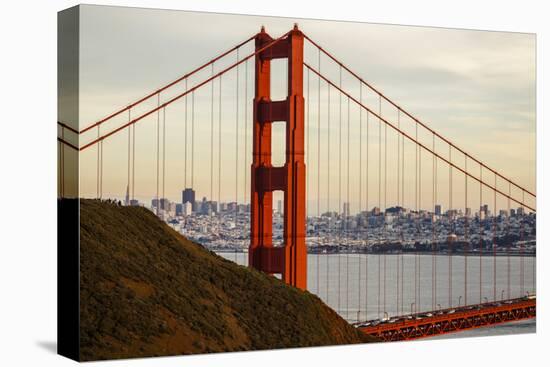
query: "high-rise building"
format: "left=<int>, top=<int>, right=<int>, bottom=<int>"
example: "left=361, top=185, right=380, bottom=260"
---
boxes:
left=435, top=204, right=442, bottom=216
left=182, top=188, right=196, bottom=210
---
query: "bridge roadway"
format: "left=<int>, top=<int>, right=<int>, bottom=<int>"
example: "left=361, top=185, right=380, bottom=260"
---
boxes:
left=355, top=296, right=536, bottom=341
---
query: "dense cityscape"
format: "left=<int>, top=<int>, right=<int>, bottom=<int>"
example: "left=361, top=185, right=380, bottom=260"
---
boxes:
left=124, top=187, right=536, bottom=256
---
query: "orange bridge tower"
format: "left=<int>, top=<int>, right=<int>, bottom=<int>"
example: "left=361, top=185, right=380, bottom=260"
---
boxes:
left=249, top=25, right=307, bottom=290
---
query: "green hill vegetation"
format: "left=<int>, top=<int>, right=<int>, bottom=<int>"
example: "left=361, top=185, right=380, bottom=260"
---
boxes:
left=78, top=199, right=376, bottom=361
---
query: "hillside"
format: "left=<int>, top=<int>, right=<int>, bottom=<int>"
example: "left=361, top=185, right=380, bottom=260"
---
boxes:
left=77, top=199, right=376, bottom=361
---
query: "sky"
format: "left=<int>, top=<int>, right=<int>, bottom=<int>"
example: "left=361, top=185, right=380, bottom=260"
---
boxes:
left=68, top=4, right=536, bottom=214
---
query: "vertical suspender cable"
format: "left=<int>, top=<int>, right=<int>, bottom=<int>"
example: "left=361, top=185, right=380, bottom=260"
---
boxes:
left=479, top=164, right=483, bottom=304
left=132, top=115, right=136, bottom=202
left=162, top=107, right=166, bottom=220
left=97, top=126, right=100, bottom=199
left=338, top=66, right=342, bottom=313
left=418, top=130, right=422, bottom=310
left=493, top=173, right=497, bottom=301
left=127, top=110, right=131, bottom=204
left=346, top=96, right=351, bottom=319
left=211, top=64, right=215, bottom=228
left=432, top=134, right=436, bottom=310
left=191, top=91, right=195, bottom=197
left=326, top=82, right=331, bottom=305
left=415, top=123, right=418, bottom=312
left=317, top=49, right=321, bottom=295
left=401, top=116, right=405, bottom=314
left=507, top=182, right=511, bottom=299
left=100, top=139, right=103, bottom=199
left=185, top=80, right=188, bottom=190
left=156, top=94, right=160, bottom=215
left=448, top=145, right=452, bottom=307
left=365, top=108, right=369, bottom=320
left=395, top=109, right=403, bottom=315
left=383, top=99, right=387, bottom=316
left=358, top=82, right=363, bottom=321
left=519, top=190, right=525, bottom=297
left=307, top=66, right=311, bottom=275
left=377, top=95, right=381, bottom=319
left=218, top=76, right=223, bottom=235
left=464, top=155, right=468, bottom=306
left=244, top=59, right=248, bottom=218
left=235, top=49, right=240, bottom=230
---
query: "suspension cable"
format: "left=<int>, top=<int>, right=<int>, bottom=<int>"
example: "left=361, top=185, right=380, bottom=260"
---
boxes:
left=210, top=63, right=215, bottom=228
left=383, top=98, right=387, bottom=316
left=464, top=154, right=468, bottom=306
left=80, top=35, right=255, bottom=135
left=80, top=32, right=291, bottom=152
left=96, top=125, right=100, bottom=199
left=493, top=172, right=497, bottom=301
left=432, top=133, right=436, bottom=310
left=338, top=66, right=342, bottom=313
left=365, top=105, right=369, bottom=320
left=378, top=94, right=382, bottom=319
left=415, top=123, right=419, bottom=312
left=156, top=94, right=160, bottom=215
left=401, top=114, right=405, bottom=314
left=235, top=49, right=240, bottom=229
left=244, top=59, right=248, bottom=212
left=184, top=79, right=188, bottom=191
left=218, top=76, right=223, bottom=235
left=307, top=64, right=311, bottom=274
left=358, top=80, right=363, bottom=320
left=396, top=110, right=400, bottom=316
left=418, top=130, right=422, bottom=310
left=448, top=144, right=452, bottom=307
left=302, top=63, right=533, bottom=211
left=521, top=190, right=525, bottom=296
left=507, top=181, right=511, bottom=299
left=127, top=110, right=131, bottom=204
left=303, top=35, right=535, bottom=200
left=191, top=91, right=195, bottom=193
left=132, top=116, right=136, bottom=202
left=162, top=107, right=166, bottom=220
left=317, top=47, right=321, bottom=294
left=346, top=95, right=351, bottom=319
left=479, top=164, right=483, bottom=304
left=326, top=81, right=331, bottom=305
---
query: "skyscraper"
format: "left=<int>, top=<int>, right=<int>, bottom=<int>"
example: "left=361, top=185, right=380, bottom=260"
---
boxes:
left=182, top=188, right=196, bottom=211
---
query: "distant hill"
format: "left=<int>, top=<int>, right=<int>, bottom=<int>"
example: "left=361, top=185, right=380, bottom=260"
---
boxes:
left=78, top=199, right=376, bottom=361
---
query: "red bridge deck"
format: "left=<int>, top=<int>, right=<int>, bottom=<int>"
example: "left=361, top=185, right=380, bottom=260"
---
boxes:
left=357, top=297, right=536, bottom=341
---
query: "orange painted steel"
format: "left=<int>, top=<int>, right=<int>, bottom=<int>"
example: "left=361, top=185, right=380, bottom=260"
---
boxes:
left=249, top=26, right=307, bottom=289
left=358, top=298, right=536, bottom=341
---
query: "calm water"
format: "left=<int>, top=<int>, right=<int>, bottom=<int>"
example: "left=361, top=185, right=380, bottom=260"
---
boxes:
left=217, top=252, right=536, bottom=335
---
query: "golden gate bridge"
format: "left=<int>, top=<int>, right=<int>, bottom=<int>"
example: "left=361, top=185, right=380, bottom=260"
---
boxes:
left=58, top=25, right=536, bottom=340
